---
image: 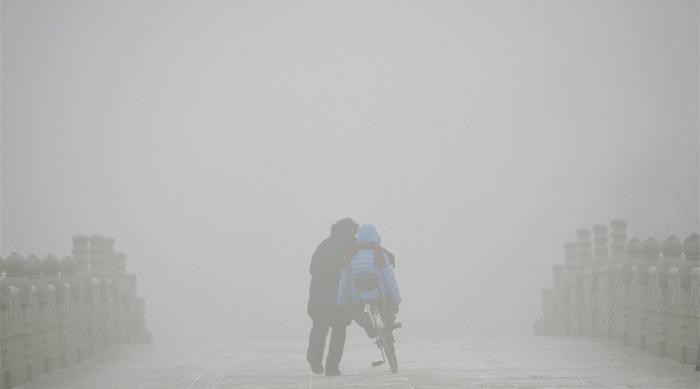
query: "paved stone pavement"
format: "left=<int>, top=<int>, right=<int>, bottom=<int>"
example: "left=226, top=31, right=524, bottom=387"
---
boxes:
left=16, top=337, right=700, bottom=389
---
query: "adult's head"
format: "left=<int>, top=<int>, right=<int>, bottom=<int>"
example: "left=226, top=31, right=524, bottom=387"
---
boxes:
left=330, top=217, right=359, bottom=236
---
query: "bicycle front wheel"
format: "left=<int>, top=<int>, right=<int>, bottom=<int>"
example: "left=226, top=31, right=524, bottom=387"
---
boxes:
left=380, top=329, right=398, bottom=373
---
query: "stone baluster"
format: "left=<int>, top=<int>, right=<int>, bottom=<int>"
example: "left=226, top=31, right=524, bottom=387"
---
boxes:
left=551, top=263, right=567, bottom=334
left=638, top=237, right=661, bottom=351
left=101, top=277, right=117, bottom=347
left=641, top=236, right=679, bottom=356
left=113, top=252, right=130, bottom=344
left=578, top=228, right=597, bottom=336
left=103, top=239, right=118, bottom=347
left=662, top=235, right=686, bottom=361
left=623, top=238, right=643, bottom=346
left=609, top=220, right=628, bottom=264
left=577, top=229, right=593, bottom=268
left=565, top=241, right=581, bottom=335
left=71, top=235, right=89, bottom=273
left=124, top=274, right=137, bottom=342
left=88, top=275, right=106, bottom=352
left=72, top=235, right=93, bottom=359
left=89, top=235, right=117, bottom=347
left=24, top=255, right=45, bottom=380
left=41, top=256, right=63, bottom=372
left=681, top=233, right=699, bottom=370
left=557, top=242, right=576, bottom=334
left=535, top=289, right=553, bottom=335
left=593, top=224, right=609, bottom=265
left=609, top=221, right=629, bottom=343
left=125, top=274, right=151, bottom=343
left=0, top=254, right=30, bottom=387
left=594, top=224, right=613, bottom=338
left=87, top=235, right=102, bottom=273
left=86, top=235, right=106, bottom=352
left=58, top=256, right=80, bottom=366
left=564, top=242, right=577, bottom=269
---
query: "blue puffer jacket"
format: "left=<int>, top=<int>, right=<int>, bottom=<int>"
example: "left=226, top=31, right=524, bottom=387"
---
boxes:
left=337, top=225, right=401, bottom=306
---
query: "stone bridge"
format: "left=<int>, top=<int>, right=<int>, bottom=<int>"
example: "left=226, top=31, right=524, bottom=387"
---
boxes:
left=1, top=228, right=699, bottom=389
left=8, top=337, right=700, bottom=388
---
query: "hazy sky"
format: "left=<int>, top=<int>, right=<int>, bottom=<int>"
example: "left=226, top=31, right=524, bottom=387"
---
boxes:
left=1, top=0, right=698, bottom=343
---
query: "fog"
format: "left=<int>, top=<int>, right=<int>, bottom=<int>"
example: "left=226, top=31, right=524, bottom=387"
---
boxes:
left=1, top=0, right=698, bottom=345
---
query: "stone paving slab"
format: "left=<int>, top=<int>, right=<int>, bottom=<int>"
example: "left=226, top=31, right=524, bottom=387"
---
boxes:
left=15, top=337, right=700, bottom=389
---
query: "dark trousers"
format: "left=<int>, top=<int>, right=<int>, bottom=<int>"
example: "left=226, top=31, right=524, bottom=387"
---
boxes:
left=307, top=319, right=347, bottom=371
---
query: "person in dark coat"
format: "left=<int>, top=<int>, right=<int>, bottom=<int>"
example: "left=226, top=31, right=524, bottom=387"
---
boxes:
left=306, top=218, right=358, bottom=376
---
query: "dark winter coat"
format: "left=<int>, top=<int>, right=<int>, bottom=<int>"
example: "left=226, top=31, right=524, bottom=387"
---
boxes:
left=307, top=231, right=356, bottom=325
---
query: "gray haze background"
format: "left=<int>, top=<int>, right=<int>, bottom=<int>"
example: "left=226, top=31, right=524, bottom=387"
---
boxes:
left=1, top=1, right=698, bottom=344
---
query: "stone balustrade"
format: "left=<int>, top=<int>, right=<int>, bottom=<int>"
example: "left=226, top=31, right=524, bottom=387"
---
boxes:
left=0, top=235, right=151, bottom=389
left=535, top=220, right=700, bottom=371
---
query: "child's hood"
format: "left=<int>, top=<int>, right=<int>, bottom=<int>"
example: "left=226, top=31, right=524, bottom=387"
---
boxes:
left=357, top=224, right=381, bottom=245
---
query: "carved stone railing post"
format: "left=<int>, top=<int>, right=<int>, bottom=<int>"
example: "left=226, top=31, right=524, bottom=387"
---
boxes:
left=566, top=240, right=583, bottom=335
left=560, top=242, right=578, bottom=334
left=112, top=252, right=129, bottom=344
left=104, top=240, right=119, bottom=347
left=594, top=224, right=612, bottom=338
left=89, top=235, right=118, bottom=348
left=637, top=236, right=669, bottom=356
left=125, top=274, right=151, bottom=343
left=89, top=277, right=105, bottom=353
left=681, top=233, right=699, bottom=370
left=557, top=242, right=576, bottom=334
left=578, top=228, right=597, bottom=336
left=566, top=241, right=582, bottom=335
left=71, top=235, right=89, bottom=273
left=101, top=278, right=116, bottom=347
left=58, top=256, right=80, bottom=366
left=551, top=263, right=567, bottom=334
left=610, top=220, right=628, bottom=264
left=85, top=235, right=107, bottom=352
left=637, top=237, right=660, bottom=351
left=24, top=255, right=45, bottom=380
left=1, top=254, right=30, bottom=387
left=609, top=220, right=628, bottom=343
left=662, top=235, right=686, bottom=361
left=535, top=289, right=553, bottom=334
left=593, top=224, right=610, bottom=265
left=624, top=239, right=643, bottom=346
left=41, top=256, right=63, bottom=372
left=72, top=235, right=93, bottom=359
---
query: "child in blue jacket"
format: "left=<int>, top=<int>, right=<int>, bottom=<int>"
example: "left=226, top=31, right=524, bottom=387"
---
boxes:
left=337, top=224, right=401, bottom=337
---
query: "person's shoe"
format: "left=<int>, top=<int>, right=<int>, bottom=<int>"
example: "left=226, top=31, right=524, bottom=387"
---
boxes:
left=325, top=368, right=341, bottom=376
left=307, top=356, right=324, bottom=374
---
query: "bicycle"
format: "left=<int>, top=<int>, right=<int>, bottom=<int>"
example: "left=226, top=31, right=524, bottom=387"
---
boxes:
left=352, top=270, right=401, bottom=374
left=367, top=300, right=400, bottom=373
